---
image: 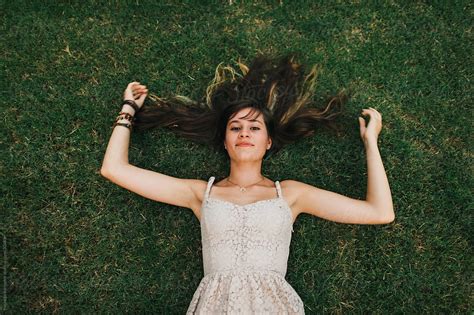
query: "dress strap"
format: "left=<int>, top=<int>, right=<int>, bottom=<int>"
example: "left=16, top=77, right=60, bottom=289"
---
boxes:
left=275, top=181, right=282, bottom=199
left=204, top=176, right=216, bottom=200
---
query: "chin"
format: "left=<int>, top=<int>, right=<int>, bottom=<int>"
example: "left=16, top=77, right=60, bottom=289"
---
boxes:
left=231, top=152, right=265, bottom=161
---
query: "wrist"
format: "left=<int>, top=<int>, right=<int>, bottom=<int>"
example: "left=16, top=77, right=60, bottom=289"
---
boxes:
left=122, top=99, right=140, bottom=114
left=121, top=105, right=135, bottom=116
left=363, top=137, right=378, bottom=147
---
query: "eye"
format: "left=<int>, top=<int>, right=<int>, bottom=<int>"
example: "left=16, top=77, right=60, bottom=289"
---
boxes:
left=229, top=126, right=260, bottom=131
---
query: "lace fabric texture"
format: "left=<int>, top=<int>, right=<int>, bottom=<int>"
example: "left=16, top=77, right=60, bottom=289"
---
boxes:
left=187, top=176, right=304, bottom=314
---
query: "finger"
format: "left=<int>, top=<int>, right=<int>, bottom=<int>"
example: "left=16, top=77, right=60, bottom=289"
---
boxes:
left=369, top=107, right=382, bottom=118
left=127, top=81, right=140, bottom=88
left=132, top=87, right=147, bottom=94
left=368, top=107, right=380, bottom=116
left=361, top=109, right=373, bottom=116
left=133, top=89, right=148, bottom=97
left=358, top=117, right=366, bottom=136
left=137, top=93, right=147, bottom=102
left=132, top=84, right=146, bottom=89
left=362, top=108, right=379, bottom=119
left=132, top=86, right=148, bottom=94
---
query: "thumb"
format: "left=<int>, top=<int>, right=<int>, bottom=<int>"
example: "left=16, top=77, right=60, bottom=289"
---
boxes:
left=358, top=116, right=366, bottom=133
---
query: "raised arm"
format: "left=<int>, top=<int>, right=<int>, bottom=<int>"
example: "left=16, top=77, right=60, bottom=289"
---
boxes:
left=100, top=82, right=205, bottom=216
left=291, top=107, right=394, bottom=224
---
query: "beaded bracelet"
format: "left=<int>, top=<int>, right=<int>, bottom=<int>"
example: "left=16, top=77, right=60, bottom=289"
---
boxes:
left=112, top=112, right=135, bottom=131
left=112, top=121, right=133, bottom=130
left=115, top=111, right=135, bottom=123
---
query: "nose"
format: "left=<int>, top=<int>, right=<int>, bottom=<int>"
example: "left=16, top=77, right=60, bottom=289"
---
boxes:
left=239, top=128, right=250, bottom=138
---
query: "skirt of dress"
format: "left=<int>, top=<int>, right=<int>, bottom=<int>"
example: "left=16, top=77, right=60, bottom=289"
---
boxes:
left=186, top=269, right=305, bottom=315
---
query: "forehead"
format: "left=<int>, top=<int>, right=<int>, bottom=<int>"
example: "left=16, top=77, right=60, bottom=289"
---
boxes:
left=228, top=107, right=263, bottom=124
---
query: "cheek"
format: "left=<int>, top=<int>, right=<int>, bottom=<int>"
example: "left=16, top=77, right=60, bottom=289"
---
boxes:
left=224, top=132, right=235, bottom=146
left=255, top=136, right=270, bottom=150
left=224, top=132, right=233, bottom=142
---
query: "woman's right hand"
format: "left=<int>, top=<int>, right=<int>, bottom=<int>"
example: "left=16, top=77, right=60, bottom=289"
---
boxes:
left=123, top=81, right=148, bottom=109
left=358, top=107, right=382, bottom=144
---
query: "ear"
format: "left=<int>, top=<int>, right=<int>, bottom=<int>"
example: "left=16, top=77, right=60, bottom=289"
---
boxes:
left=267, top=138, right=272, bottom=150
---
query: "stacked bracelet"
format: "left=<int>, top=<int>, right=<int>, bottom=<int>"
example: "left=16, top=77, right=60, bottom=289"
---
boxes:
left=115, top=111, right=135, bottom=122
left=112, top=100, right=141, bottom=131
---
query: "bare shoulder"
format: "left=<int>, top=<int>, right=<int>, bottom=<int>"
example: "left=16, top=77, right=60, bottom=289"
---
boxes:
left=279, top=179, right=310, bottom=193
left=279, top=179, right=310, bottom=209
left=280, top=179, right=324, bottom=199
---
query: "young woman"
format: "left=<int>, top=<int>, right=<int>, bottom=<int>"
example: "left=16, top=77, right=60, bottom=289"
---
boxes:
left=101, top=55, right=394, bottom=314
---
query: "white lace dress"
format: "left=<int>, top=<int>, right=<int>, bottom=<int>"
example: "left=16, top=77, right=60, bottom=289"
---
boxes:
left=186, top=176, right=305, bottom=314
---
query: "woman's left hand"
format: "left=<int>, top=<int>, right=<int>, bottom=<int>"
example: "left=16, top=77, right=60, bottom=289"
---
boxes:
left=358, top=107, right=382, bottom=144
left=123, top=81, right=148, bottom=108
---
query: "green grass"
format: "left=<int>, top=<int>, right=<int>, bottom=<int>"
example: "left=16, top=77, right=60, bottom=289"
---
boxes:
left=2, top=1, right=472, bottom=313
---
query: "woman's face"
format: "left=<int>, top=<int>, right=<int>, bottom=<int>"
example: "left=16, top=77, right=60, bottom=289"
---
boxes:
left=224, top=107, right=272, bottom=162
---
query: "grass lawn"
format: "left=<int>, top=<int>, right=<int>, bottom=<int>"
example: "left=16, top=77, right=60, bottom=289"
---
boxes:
left=2, top=1, right=472, bottom=313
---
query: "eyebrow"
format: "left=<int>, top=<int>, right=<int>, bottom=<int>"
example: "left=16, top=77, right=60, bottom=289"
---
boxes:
left=229, top=119, right=263, bottom=125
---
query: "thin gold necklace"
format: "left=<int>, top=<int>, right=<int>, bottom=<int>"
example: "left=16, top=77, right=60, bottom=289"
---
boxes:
left=226, top=176, right=265, bottom=193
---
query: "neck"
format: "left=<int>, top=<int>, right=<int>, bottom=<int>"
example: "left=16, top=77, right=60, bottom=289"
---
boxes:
left=228, top=159, right=263, bottom=186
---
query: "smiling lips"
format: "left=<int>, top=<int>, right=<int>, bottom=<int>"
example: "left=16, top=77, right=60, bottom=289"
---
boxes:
left=236, top=142, right=254, bottom=147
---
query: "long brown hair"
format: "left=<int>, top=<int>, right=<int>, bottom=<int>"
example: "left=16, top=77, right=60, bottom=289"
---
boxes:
left=133, top=54, right=349, bottom=159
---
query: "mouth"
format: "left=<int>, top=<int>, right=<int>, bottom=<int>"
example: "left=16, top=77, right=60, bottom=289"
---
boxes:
left=236, top=143, right=254, bottom=147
